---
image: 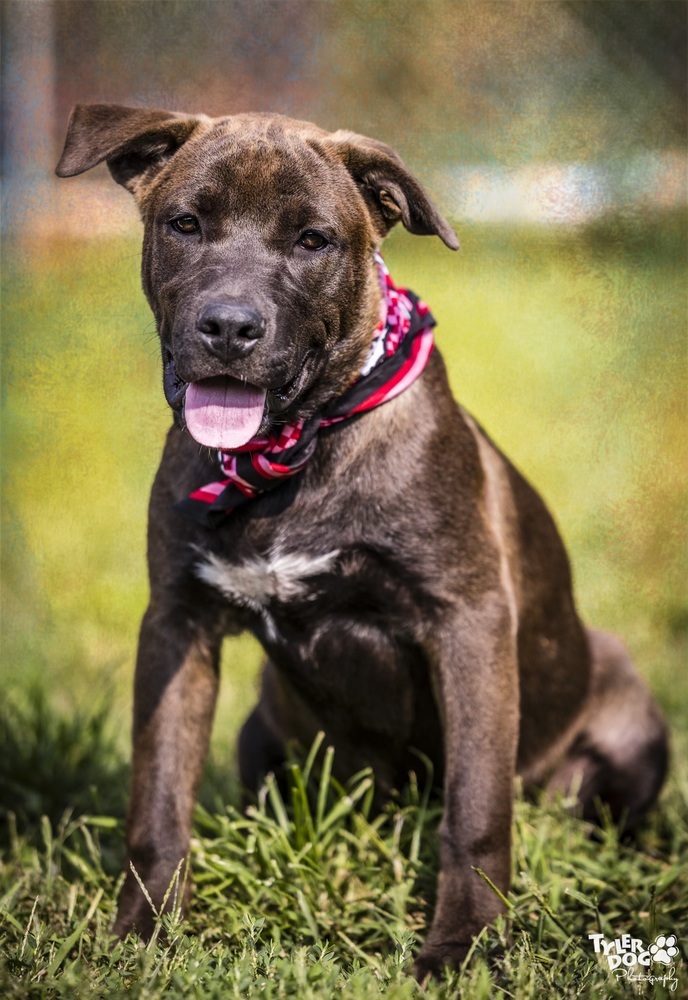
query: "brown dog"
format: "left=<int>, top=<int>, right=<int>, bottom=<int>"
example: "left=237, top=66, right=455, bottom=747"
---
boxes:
left=56, top=105, right=668, bottom=978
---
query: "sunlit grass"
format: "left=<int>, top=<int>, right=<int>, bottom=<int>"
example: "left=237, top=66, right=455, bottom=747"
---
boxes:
left=0, top=737, right=686, bottom=998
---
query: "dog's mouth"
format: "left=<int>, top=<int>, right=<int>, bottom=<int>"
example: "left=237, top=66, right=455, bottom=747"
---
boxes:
left=163, top=352, right=315, bottom=449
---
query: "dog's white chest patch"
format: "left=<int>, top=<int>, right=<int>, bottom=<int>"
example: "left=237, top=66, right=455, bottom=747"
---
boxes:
left=195, top=548, right=340, bottom=611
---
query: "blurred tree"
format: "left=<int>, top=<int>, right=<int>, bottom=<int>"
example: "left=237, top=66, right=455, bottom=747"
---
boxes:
left=54, top=0, right=321, bottom=141
left=3, top=0, right=683, bottom=178
left=314, top=0, right=686, bottom=165
left=566, top=0, right=687, bottom=103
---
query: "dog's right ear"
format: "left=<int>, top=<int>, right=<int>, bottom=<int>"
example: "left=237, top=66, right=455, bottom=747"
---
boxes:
left=56, top=104, right=208, bottom=198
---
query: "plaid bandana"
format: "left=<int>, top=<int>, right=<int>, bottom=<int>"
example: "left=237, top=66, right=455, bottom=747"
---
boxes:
left=174, top=254, right=436, bottom=528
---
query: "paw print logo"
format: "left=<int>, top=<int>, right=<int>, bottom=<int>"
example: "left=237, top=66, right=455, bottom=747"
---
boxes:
left=649, top=934, right=679, bottom=965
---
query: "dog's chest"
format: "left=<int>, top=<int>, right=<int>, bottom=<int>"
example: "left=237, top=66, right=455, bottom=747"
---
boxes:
left=195, top=547, right=340, bottom=619
left=193, top=539, right=424, bottom=652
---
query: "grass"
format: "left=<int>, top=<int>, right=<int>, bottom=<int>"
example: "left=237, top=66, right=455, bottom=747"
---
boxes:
left=1, top=214, right=687, bottom=995
left=0, top=724, right=686, bottom=998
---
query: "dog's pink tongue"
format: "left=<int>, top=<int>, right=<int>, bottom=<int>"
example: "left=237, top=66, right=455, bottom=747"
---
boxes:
left=185, top=376, right=266, bottom=449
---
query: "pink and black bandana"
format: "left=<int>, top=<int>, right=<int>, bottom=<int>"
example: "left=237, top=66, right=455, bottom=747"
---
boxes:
left=175, top=254, right=436, bottom=528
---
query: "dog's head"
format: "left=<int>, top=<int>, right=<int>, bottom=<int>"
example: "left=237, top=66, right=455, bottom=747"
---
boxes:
left=57, top=104, right=458, bottom=448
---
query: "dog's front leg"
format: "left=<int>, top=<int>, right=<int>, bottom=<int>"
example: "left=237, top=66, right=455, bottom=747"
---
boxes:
left=415, top=592, right=518, bottom=980
left=113, top=604, right=221, bottom=940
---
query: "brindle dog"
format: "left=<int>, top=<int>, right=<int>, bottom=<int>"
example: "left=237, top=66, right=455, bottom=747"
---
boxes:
left=56, top=105, right=668, bottom=978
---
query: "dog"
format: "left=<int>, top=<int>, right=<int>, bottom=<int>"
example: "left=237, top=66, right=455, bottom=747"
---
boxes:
left=56, top=105, right=668, bottom=978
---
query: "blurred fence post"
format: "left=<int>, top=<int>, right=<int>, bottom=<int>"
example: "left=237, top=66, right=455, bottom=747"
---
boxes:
left=1, top=0, right=56, bottom=240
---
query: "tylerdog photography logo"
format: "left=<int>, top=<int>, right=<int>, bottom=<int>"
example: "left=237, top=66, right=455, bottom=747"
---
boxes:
left=588, top=930, right=680, bottom=990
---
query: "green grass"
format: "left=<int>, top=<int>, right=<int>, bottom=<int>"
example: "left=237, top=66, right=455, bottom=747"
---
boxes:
left=1, top=216, right=687, bottom=995
left=0, top=728, right=686, bottom=998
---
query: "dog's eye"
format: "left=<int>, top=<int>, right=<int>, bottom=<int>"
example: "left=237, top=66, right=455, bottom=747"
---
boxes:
left=170, top=215, right=200, bottom=234
left=297, top=230, right=329, bottom=251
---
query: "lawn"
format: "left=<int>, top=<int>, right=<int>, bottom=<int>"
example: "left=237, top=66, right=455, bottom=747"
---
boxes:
left=1, top=215, right=686, bottom=997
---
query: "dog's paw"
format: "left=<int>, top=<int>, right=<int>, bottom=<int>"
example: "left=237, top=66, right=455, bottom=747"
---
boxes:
left=649, top=934, right=679, bottom=965
left=413, top=939, right=471, bottom=983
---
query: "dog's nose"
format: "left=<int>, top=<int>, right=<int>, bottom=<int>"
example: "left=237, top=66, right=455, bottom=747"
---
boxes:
left=197, top=302, right=265, bottom=357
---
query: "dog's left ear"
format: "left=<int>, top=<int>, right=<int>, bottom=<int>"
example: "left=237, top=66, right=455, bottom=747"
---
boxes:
left=56, top=103, right=209, bottom=198
left=327, top=130, right=459, bottom=250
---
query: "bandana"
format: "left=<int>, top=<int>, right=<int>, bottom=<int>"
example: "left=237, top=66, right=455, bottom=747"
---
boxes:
left=174, top=254, right=436, bottom=528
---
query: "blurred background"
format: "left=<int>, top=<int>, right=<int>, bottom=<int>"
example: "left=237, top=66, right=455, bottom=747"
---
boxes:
left=1, top=0, right=686, bottom=823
